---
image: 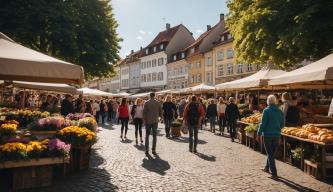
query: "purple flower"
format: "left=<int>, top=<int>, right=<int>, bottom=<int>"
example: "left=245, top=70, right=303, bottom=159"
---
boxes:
left=6, top=137, right=20, bottom=143
left=48, top=139, right=71, bottom=153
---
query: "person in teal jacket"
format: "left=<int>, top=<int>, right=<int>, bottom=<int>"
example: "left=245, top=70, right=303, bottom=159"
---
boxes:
left=257, top=95, right=284, bottom=179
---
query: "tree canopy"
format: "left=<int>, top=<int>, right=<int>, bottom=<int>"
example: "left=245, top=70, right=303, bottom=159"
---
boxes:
left=226, top=0, right=333, bottom=68
left=0, top=0, right=121, bottom=79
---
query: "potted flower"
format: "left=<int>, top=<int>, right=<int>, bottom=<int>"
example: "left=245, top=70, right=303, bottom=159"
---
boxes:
left=0, top=123, right=18, bottom=143
left=78, top=117, right=98, bottom=132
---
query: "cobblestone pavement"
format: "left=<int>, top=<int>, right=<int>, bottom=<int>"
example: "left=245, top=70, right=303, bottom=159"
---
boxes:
left=33, top=123, right=333, bottom=191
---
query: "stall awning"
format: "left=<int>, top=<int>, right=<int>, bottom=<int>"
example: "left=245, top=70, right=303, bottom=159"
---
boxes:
left=78, top=87, right=112, bottom=97
left=269, top=54, right=333, bottom=87
left=0, top=32, right=84, bottom=84
left=187, top=83, right=215, bottom=92
left=215, top=67, right=285, bottom=91
left=9, top=81, right=80, bottom=94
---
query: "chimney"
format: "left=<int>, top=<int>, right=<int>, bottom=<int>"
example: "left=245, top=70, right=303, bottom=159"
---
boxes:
left=140, top=46, right=142, bottom=50
left=131, top=50, right=134, bottom=54
left=207, top=25, right=211, bottom=31
left=166, top=23, right=170, bottom=31
left=220, top=13, right=225, bottom=21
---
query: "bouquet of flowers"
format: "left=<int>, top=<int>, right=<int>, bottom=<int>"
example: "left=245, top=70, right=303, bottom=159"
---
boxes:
left=47, top=138, right=71, bottom=157
left=66, top=113, right=94, bottom=121
left=30, top=116, right=66, bottom=131
left=0, top=123, right=17, bottom=137
left=56, top=126, right=97, bottom=146
left=78, top=117, right=97, bottom=132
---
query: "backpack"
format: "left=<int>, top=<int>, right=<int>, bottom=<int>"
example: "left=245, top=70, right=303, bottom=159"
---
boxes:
left=286, top=106, right=300, bottom=125
left=188, top=103, right=199, bottom=126
left=118, top=104, right=129, bottom=118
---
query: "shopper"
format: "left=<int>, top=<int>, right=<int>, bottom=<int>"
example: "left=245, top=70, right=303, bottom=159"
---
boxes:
left=107, top=100, right=113, bottom=122
left=257, top=95, right=284, bottom=179
left=99, top=100, right=107, bottom=124
left=143, top=92, right=162, bottom=156
left=206, top=99, right=218, bottom=133
left=118, top=98, right=130, bottom=140
left=178, top=99, right=186, bottom=118
left=217, top=97, right=227, bottom=135
left=282, top=92, right=300, bottom=126
left=112, top=101, right=119, bottom=124
left=225, top=97, right=240, bottom=142
left=131, top=98, right=144, bottom=144
left=183, top=95, right=205, bottom=153
left=61, top=95, right=74, bottom=116
left=92, top=100, right=100, bottom=123
left=162, top=95, right=177, bottom=138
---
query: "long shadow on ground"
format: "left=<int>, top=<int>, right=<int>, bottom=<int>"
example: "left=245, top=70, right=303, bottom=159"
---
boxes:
left=142, top=154, right=170, bottom=176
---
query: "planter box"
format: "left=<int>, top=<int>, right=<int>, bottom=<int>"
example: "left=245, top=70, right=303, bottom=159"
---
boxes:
left=29, top=131, right=57, bottom=139
left=0, top=157, right=69, bottom=191
left=70, top=145, right=91, bottom=172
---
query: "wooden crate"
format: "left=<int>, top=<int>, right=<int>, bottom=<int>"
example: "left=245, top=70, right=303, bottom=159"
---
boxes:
left=303, top=160, right=320, bottom=179
left=70, top=145, right=91, bottom=172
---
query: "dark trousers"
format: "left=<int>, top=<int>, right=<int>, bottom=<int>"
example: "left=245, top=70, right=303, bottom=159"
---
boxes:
left=209, top=116, right=216, bottom=132
left=188, top=125, right=199, bottom=150
left=134, top=118, right=143, bottom=138
left=95, top=111, right=100, bottom=123
left=228, top=119, right=237, bottom=139
left=120, top=118, right=129, bottom=136
left=218, top=114, right=227, bottom=133
left=145, top=123, right=158, bottom=152
left=101, top=111, right=105, bottom=124
left=108, top=110, right=112, bottom=121
left=263, top=136, right=279, bottom=176
left=164, top=117, right=172, bottom=137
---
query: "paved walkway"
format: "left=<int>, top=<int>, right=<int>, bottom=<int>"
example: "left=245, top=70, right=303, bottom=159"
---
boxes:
left=34, top=123, right=333, bottom=191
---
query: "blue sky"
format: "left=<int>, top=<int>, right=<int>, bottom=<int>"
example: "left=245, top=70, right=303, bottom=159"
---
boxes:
left=112, top=0, right=228, bottom=58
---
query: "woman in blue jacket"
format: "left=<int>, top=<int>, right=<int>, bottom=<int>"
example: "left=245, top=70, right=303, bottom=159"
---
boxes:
left=257, top=95, right=284, bottom=179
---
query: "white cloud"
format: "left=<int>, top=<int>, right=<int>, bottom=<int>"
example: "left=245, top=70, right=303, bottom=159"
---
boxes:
left=138, top=30, right=146, bottom=35
left=136, top=35, right=143, bottom=41
left=195, top=29, right=204, bottom=34
left=148, top=31, right=153, bottom=35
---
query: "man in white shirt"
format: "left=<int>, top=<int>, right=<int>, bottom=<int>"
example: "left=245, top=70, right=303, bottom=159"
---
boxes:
left=92, top=100, right=100, bottom=123
left=217, top=97, right=227, bottom=135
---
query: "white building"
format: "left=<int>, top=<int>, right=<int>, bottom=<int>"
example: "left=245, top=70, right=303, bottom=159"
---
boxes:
left=139, top=23, right=195, bottom=91
left=120, top=61, right=129, bottom=91
left=110, top=63, right=121, bottom=93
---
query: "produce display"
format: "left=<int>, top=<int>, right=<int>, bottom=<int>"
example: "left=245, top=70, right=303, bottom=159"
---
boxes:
left=282, top=124, right=333, bottom=143
left=244, top=124, right=259, bottom=133
left=241, top=113, right=262, bottom=124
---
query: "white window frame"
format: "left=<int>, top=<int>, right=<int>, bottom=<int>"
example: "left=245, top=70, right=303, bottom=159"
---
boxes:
left=237, top=63, right=243, bottom=74
left=190, top=48, right=195, bottom=54
left=227, top=48, right=234, bottom=59
left=217, top=51, right=224, bottom=61
left=145, top=49, right=149, bottom=55
left=217, top=65, right=224, bottom=76
left=173, top=55, right=177, bottom=61
left=227, top=64, right=233, bottom=75
left=181, top=52, right=185, bottom=58
left=160, top=44, right=164, bottom=50
left=206, top=57, right=212, bottom=66
left=153, top=46, right=157, bottom=52
left=247, top=64, right=253, bottom=72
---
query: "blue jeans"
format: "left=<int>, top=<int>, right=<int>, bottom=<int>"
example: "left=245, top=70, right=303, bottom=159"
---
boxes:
left=263, top=136, right=280, bottom=176
left=164, top=117, right=172, bottom=137
left=145, top=123, right=158, bottom=152
left=188, top=125, right=199, bottom=150
left=209, top=116, right=216, bottom=131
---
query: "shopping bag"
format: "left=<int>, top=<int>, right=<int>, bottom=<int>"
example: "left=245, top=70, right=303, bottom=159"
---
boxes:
left=181, top=121, right=188, bottom=134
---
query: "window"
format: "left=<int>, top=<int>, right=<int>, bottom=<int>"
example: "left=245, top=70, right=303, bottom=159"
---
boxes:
left=227, top=48, right=234, bottom=59
left=188, top=63, right=192, bottom=69
left=197, top=73, right=201, bottom=82
left=153, top=46, right=157, bottom=52
left=160, top=44, right=164, bottom=50
left=217, top=65, right=224, bottom=76
left=196, top=61, right=201, bottom=69
left=141, top=74, right=146, bottom=82
left=227, top=64, right=233, bottom=75
left=189, top=75, right=194, bottom=83
left=147, top=73, right=151, bottom=82
left=158, top=58, right=164, bottom=66
left=221, top=36, right=225, bottom=41
left=227, top=34, right=232, bottom=40
left=152, top=59, right=156, bottom=67
left=206, top=72, right=212, bottom=83
left=217, top=51, right=224, bottom=61
left=206, top=57, right=212, bottom=66
left=247, top=64, right=253, bottom=72
left=181, top=52, right=185, bottom=58
left=145, top=49, right=149, bottom=55
left=148, top=61, right=151, bottom=68
left=143, top=62, right=147, bottom=69
left=152, top=73, right=157, bottom=81
left=237, top=63, right=243, bottom=73
left=173, top=55, right=177, bottom=61
left=190, top=48, right=195, bottom=54
left=158, top=72, right=163, bottom=81
left=141, top=62, right=144, bottom=69
left=179, top=67, right=183, bottom=74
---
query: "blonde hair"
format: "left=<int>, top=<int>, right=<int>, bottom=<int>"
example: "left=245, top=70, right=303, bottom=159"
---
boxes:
left=135, top=98, right=143, bottom=105
left=164, top=95, right=172, bottom=102
left=282, top=92, right=290, bottom=102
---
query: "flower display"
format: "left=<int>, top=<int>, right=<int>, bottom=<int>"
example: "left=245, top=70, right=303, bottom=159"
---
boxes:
left=48, top=138, right=71, bottom=156
left=31, top=116, right=65, bottom=131
left=78, top=117, right=97, bottom=132
left=2, top=109, right=50, bottom=127
left=0, top=142, right=27, bottom=161
left=57, top=126, right=97, bottom=146
left=0, top=123, right=17, bottom=137
left=66, top=113, right=94, bottom=121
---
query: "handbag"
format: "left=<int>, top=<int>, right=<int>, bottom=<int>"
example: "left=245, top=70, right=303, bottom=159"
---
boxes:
left=181, top=121, right=188, bottom=134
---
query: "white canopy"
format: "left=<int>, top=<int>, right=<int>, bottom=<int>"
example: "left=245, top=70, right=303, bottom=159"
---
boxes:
left=0, top=32, right=84, bottom=84
left=11, top=81, right=80, bottom=94
left=78, top=87, right=112, bottom=97
left=269, top=54, right=333, bottom=87
left=215, top=67, right=285, bottom=91
left=129, top=92, right=150, bottom=98
left=156, top=89, right=173, bottom=95
left=111, top=92, right=131, bottom=97
left=188, top=83, right=215, bottom=92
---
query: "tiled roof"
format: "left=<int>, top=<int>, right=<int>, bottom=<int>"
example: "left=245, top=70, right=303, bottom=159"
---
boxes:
left=183, top=24, right=217, bottom=51
left=147, top=25, right=182, bottom=48
left=121, top=48, right=145, bottom=65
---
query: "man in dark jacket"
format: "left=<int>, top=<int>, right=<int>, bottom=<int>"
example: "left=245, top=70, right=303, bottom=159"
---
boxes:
left=225, top=97, right=240, bottom=142
left=61, top=95, right=74, bottom=116
left=206, top=99, right=218, bottom=133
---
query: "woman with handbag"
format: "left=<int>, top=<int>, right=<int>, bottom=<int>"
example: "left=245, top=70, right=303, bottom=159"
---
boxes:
left=131, top=98, right=144, bottom=145
left=118, top=98, right=130, bottom=140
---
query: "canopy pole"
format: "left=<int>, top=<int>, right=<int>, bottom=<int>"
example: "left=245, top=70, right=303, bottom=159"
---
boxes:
left=235, top=90, right=239, bottom=104
left=258, top=90, right=260, bottom=106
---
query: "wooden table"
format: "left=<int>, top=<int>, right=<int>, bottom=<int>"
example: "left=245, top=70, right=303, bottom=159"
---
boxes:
left=281, top=133, right=333, bottom=180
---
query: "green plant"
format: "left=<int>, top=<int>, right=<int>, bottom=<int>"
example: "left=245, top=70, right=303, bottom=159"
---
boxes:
left=244, top=124, right=258, bottom=132
left=291, top=147, right=302, bottom=162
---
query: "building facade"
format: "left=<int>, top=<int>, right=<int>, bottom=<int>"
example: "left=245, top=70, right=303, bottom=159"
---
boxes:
left=139, top=23, right=194, bottom=91
left=110, top=63, right=121, bottom=93
left=167, top=51, right=189, bottom=89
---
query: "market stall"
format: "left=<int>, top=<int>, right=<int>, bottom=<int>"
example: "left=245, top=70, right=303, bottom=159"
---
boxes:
left=78, top=87, right=113, bottom=97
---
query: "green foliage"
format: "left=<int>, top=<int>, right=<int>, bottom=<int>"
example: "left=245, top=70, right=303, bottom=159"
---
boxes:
left=0, top=0, right=121, bottom=79
left=227, top=0, right=333, bottom=68
left=244, top=124, right=258, bottom=132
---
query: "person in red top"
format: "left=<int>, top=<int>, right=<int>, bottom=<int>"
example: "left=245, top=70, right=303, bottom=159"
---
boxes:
left=118, top=98, right=130, bottom=140
left=183, top=95, right=205, bottom=153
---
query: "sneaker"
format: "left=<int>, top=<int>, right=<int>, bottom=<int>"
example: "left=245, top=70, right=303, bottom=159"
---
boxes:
left=141, top=139, right=144, bottom=144
left=124, top=136, right=127, bottom=139
left=269, top=175, right=279, bottom=180
left=189, top=148, right=193, bottom=152
left=261, top=168, right=269, bottom=173
left=152, top=151, right=157, bottom=156
left=193, top=149, right=197, bottom=153
left=145, top=151, right=149, bottom=156
left=135, top=139, right=138, bottom=145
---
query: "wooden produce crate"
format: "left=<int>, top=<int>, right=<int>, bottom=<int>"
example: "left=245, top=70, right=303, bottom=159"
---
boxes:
left=303, top=160, right=320, bottom=179
left=0, top=157, right=69, bottom=191
left=70, top=145, right=92, bottom=172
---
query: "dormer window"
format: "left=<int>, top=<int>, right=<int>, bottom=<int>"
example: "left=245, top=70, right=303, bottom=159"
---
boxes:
left=221, top=36, right=225, bottom=41
left=227, top=34, right=232, bottom=40
left=160, top=44, right=164, bottom=50
left=145, top=49, right=149, bottom=55
left=173, top=55, right=177, bottom=61
left=181, top=52, right=185, bottom=58
left=153, top=46, right=157, bottom=52
left=190, top=48, right=195, bottom=54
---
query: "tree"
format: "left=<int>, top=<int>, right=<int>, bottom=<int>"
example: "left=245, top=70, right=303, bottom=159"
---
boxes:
left=226, top=0, right=333, bottom=68
left=0, top=0, right=121, bottom=79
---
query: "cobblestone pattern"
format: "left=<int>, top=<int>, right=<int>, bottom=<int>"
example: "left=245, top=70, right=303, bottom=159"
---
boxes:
left=25, top=123, right=333, bottom=191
